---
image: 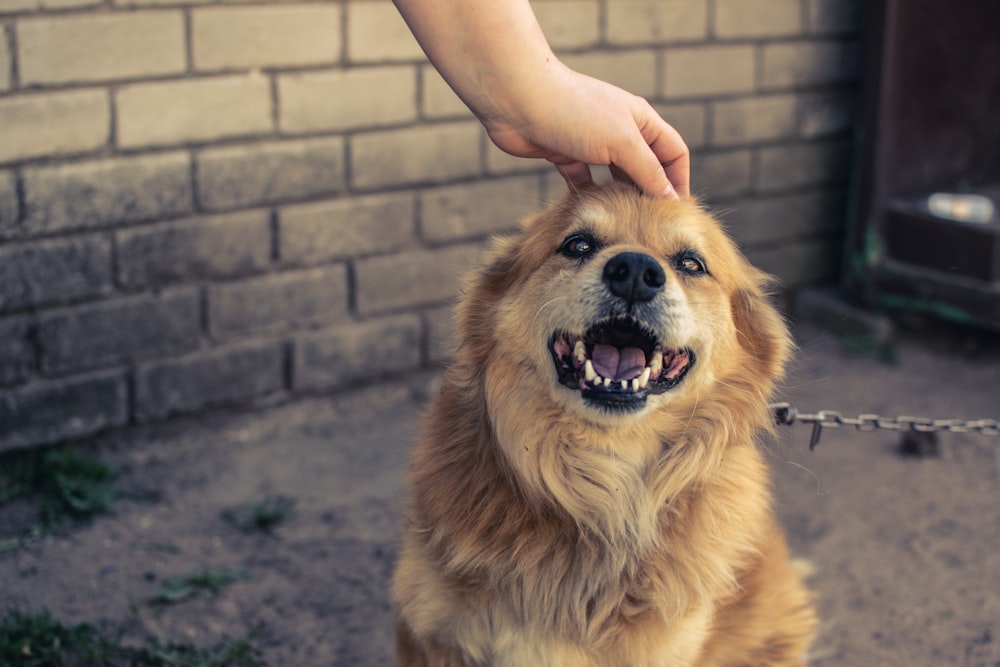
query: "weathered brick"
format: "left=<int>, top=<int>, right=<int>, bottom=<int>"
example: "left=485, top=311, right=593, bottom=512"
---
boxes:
left=117, top=211, right=272, bottom=290
left=0, top=236, right=112, bottom=313
left=278, top=67, right=418, bottom=134
left=0, top=316, right=34, bottom=385
left=724, top=189, right=846, bottom=248
left=424, top=304, right=456, bottom=364
left=807, top=0, right=863, bottom=34
left=711, top=95, right=798, bottom=146
left=0, top=170, right=17, bottom=231
left=22, top=152, right=192, bottom=236
left=0, top=90, right=109, bottom=164
left=208, top=266, right=348, bottom=338
left=115, top=0, right=210, bottom=6
left=755, top=140, right=851, bottom=192
left=279, top=192, right=415, bottom=265
left=561, top=50, right=658, bottom=98
left=347, top=0, right=425, bottom=63
left=0, top=30, right=10, bottom=91
left=293, top=314, right=422, bottom=390
left=192, top=5, right=340, bottom=71
left=761, top=40, right=860, bottom=89
left=355, top=243, right=482, bottom=315
left=421, top=66, right=469, bottom=119
left=654, top=102, right=707, bottom=150
left=690, top=150, right=752, bottom=200
left=799, top=90, right=857, bottom=138
left=663, top=45, right=756, bottom=99
left=0, top=371, right=128, bottom=453
left=534, top=0, right=600, bottom=49
left=134, top=340, right=284, bottom=422
left=18, top=12, right=185, bottom=85
left=714, top=0, right=802, bottom=38
left=117, top=75, right=272, bottom=148
left=2, top=0, right=102, bottom=11
left=421, top=177, right=541, bottom=243
left=351, top=122, right=481, bottom=189
left=38, top=289, right=201, bottom=374
left=746, top=237, right=841, bottom=287
left=606, top=0, right=708, bottom=44
left=196, top=137, right=345, bottom=211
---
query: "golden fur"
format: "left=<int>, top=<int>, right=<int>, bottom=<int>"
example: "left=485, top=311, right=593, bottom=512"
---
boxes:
left=393, top=183, right=816, bottom=666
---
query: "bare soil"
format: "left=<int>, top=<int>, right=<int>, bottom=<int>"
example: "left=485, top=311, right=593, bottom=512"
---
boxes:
left=1, top=324, right=998, bottom=667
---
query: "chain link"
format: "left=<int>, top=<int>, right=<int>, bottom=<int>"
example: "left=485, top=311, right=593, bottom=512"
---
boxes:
left=770, top=402, right=1000, bottom=450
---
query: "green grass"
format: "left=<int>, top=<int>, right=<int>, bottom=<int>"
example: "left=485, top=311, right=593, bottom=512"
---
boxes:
left=0, top=446, right=119, bottom=532
left=221, top=496, right=296, bottom=535
left=0, top=610, right=265, bottom=667
left=150, top=569, right=253, bottom=605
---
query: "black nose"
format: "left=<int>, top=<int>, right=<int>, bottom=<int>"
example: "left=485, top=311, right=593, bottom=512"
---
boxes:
left=602, top=252, right=665, bottom=303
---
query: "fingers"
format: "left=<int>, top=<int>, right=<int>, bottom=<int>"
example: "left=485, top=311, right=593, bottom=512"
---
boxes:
left=552, top=160, right=594, bottom=191
left=621, top=101, right=690, bottom=198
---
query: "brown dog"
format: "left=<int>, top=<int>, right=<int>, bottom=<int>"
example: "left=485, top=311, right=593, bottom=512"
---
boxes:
left=393, top=183, right=816, bottom=666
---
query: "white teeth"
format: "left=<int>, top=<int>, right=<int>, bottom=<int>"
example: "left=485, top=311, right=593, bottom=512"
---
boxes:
left=584, top=359, right=597, bottom=382
left=603, top=377, right=611, bottom=388
left=621, top=380, right=628, bottom=389
left=649, top=350, right=663, bottom=377
left=574, top=340, right=587, bottom=364
left=639, top=367, right=651, bottom=388
left=631, top=378, right=639, bottom=391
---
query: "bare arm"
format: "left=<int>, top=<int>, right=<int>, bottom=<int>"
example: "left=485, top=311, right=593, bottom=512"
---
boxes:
left=393, top=0, right=689, bottom=197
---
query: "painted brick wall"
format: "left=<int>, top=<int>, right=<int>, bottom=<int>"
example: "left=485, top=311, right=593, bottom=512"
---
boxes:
left=0, top=0, right=863, bottom=451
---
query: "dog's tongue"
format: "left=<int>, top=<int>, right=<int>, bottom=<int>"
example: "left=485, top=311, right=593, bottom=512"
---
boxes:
left=591, top=344, right=646, bottom=381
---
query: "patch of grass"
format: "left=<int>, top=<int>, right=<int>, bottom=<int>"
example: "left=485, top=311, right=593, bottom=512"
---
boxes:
left=0, top=610, right=264, bottom=667
left=0, top=447, right=118, bottom=532
left=221, top=496, right=296, bottom=535
left=150, top=568, right=252, bottom=605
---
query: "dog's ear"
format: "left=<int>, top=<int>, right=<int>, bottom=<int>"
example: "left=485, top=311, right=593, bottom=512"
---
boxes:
left=730, top=269, right=792, bottom=385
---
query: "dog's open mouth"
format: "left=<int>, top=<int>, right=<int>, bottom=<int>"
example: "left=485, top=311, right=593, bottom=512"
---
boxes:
left=549, top=318, right=694, bottom=412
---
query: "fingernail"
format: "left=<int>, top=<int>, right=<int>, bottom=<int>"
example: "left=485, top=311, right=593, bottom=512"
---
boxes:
left=662, top=183, right=678, bottom=199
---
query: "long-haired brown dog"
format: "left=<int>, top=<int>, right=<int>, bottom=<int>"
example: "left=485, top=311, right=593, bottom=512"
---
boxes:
left=393, top=183, right=815, bottom=666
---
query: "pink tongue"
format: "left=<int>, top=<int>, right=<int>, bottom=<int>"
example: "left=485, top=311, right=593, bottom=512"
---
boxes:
left=591, top=344, right=646, bottom=381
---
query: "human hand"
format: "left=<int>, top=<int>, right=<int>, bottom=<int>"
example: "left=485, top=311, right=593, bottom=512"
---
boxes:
left=482, top=64, right=690, bottom=199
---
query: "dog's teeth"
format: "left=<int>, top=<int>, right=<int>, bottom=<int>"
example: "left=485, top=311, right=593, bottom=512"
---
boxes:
left=631, top=378, right=639, bottom=392
left=584, top=359, right=597, bottom=382
left=638, top=367, right=651, bottom=388
left=574, top=340, right=587, bottom=364
left=621, top=380, right=628, bottom=389
left=603, top=377, right=611, bottom=388
left=649, top=350, right=663, bottom=377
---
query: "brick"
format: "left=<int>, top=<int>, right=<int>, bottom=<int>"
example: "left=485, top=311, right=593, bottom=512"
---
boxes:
left=807, top=0, right=863, bottom=34
left=534, top=0, right=600, bottom=49
left=355, top=243, right=482, bottom=315
left=663, top=45, right=755, bottom=99
left=0, top=30, right=10, bottom=91
left=606, top=0, right=708, bottom=44
left=755, top=140, right=851, bottom=192
left=18, top=12, right=185, bottom=85
left=278, top=67, right=417, bottom=134
left=347, top=1, right=425, bottom=63
left=293, top=314, right=421, bottom=391
left=351, top=122, right=481, bottom=189
left=280, top=192, right=415, bottom=266
left=724, top=190, right=847, bottom=248
left=115, top=0, right=211, bottom=6
left=746, top=237, right=841, bottom=287
left=420, top=177, right=541, bottom=243
left=714, top=0, right=802, bottom=38
left=0, top=170, right=17, bottom=231
left=761, top=40, right=860, bottom=89
left=423, top=304, right=455, bottom=364
left=0, top=90, right=109, bottom=164
left=22, top=152, right=192, bottom=236
left=117, top=211, right=272, bottom=290
left=38, top=289, right=201, bottom=374
left=711, top=95, right=798, bottom=146
left=0, top=236, right=112, bottom=314
left=421, top=66, right=470, bottom=119
left=0, top=371, right=127, bottom=453
left=134, top=340, right=284, bottom=422
left=799, top=90, right=857, bottom=138
left=208, top=266, right=349, bottom=338
left=192, top=5, right=340, bottom=71
left=690, top=150, right=752, bottom=200
left=654, top=102, right=707, bottom=150
left=0, top=316, right=34, bottom=385
left=117, top=75, right=272, bottom=148
left=561, top=50, right=658, bottom=98
left=196, top=136, right=345, bottom=211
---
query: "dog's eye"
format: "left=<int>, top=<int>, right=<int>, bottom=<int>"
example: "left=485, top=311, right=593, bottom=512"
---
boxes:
left=674, top=253, right=707, bottom=276
left=558, top=234, right=597, bottom=259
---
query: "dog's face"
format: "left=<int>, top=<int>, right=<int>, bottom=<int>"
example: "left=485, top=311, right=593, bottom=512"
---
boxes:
left=469, top=184, right=788, bottom=427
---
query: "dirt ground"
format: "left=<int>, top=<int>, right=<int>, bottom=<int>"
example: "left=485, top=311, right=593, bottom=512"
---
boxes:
left=1, top=322, right=998, bottom=667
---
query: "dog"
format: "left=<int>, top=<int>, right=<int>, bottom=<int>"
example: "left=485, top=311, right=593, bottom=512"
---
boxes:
left=392, top=183, right=816, bottom=666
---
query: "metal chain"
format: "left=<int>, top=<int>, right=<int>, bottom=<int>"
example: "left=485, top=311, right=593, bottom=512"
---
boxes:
left=770, top=402, right=1000, bottom=450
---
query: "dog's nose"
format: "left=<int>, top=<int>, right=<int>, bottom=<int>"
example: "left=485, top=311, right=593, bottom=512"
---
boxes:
left=602, top=252, right=665, bottom=303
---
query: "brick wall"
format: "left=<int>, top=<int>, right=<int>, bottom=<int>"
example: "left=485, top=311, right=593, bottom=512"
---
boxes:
left=0, top=0, right=863, bottom=451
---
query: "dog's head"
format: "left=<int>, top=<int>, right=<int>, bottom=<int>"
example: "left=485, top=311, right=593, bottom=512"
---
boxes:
left=456, top=183, right=790, bottom=431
